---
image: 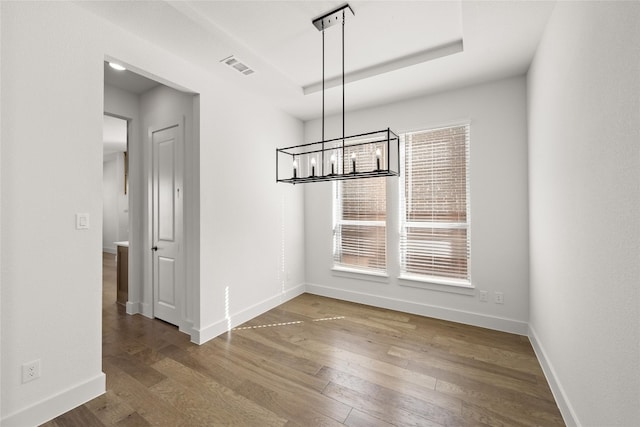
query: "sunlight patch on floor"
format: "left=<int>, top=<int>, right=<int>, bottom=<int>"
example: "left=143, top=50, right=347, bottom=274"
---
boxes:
left=233, top=316, right=346, bottom=331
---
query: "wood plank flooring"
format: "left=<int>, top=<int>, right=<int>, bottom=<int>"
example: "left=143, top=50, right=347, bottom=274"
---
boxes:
left=42, top=253, right=564, bottom=426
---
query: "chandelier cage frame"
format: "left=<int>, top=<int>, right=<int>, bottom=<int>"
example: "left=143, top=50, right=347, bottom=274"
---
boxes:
left=276, top=3, right=400, bottom=184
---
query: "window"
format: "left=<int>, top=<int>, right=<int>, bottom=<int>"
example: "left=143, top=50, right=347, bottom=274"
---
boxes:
left=333, top=145, right=387, bottom=274
left=400, top=125, right=470, bottom=286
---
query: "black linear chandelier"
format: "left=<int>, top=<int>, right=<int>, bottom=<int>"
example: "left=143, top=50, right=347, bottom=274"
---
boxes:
left=276, top=3, right=400, bottom=184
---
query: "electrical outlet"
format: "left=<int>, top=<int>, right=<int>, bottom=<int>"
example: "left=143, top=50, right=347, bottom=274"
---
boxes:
left=495, top=292, right=504, bottom=304
left=22, top=359, right=41, bottom=384
left=479, top=290, right=488, bottom=302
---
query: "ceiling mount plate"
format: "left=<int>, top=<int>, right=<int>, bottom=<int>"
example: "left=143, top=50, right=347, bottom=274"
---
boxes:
left=312, top=3, right=354, bottom=31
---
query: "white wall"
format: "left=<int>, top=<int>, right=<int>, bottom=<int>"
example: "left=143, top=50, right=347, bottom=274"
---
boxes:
left=1, top=4, right=105, bottom=425
left=196, top=74, right=306, bottom=343
left=527, top=2, right=640, bottom=426
left=116, top=153, right=129, bottom=243
left=0, top=1, right=4, bottom=419
left=102, top=152, right=128, bottom=254
left=0, top=2, right=305, bottom=425
left=304, top=76, right=530, bottom=334
left=102, top=155, right=118, bottom=252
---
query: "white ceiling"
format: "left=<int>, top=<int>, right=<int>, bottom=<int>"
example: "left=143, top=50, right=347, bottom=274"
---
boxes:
left=82, top=1, right=556, bottom=121
left=190, top=1, right=464, bottom=88
left=104, top=61, right=160, bottom=95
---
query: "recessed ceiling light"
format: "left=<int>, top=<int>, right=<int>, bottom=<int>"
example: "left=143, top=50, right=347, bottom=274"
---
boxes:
left=108, top=62, right=126, bottom=71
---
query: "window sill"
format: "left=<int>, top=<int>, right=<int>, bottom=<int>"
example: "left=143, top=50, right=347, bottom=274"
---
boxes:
left=398, top=274, right=475, bottom=295
left=332, top=266, right=389, bottom=283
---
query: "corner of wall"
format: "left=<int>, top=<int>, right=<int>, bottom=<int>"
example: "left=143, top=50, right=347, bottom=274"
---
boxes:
left=193, top=284, right=306, bottom=345
left=528, top=326, right=579, bottom=426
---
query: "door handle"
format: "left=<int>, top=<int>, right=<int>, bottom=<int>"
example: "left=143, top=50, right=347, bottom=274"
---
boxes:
left=151, top=246, right=158, bottom=251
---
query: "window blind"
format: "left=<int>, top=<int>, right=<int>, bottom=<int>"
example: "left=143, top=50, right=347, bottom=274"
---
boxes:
left=333, top=144, right=386, bottom=273
left=400, top=125, right=470, bottom=284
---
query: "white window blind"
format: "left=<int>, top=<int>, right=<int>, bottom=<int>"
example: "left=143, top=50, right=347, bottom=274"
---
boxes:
left=333, top=145, right=386, bottom=273
left=400, top=125, right=470, bottom=285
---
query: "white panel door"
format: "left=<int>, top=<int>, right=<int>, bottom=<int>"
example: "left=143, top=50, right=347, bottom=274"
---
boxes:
left=151, top=123, right=183, bottom=326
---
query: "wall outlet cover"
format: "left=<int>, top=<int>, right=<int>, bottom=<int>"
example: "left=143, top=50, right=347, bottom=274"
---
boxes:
left=22, top=359, right=41, bottom=383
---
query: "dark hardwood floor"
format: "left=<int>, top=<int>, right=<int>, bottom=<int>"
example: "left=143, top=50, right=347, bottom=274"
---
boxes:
left=42, top=253, right=564, bottom=426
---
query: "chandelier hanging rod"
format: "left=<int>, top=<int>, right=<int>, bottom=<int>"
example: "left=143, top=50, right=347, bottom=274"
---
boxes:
left=313, top=4, right=351, bottom=166
left=275, top=3, right=399, bottom=184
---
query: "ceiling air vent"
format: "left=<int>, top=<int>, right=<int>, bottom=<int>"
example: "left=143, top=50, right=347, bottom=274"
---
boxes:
left=220, top=55, right=255, bottom=76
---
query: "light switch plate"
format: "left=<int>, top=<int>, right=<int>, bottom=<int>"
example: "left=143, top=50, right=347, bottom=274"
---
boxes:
left=76, top=213, right=90, bottom=230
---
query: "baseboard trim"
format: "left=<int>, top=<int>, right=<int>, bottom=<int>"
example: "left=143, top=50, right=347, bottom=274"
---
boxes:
left=528, top=325, right=579, bottom=427
left=124, top=302, right=152, bottom=318
left=306, top=283, right=528, bottom=335
left=179, top=319, right=194, bottom=336
left=193, top=284, right=306, bottom=344
left=1, top=373, right=105, bottom=427
left=139, top=302, right=153, bottom=318
left=125, top=301, right=140, bottom=315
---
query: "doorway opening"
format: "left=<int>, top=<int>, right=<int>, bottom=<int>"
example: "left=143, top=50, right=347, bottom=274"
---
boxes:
left=102, top=114, right=130, bottom=305
left=103, top=59, right=199, bottom=340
